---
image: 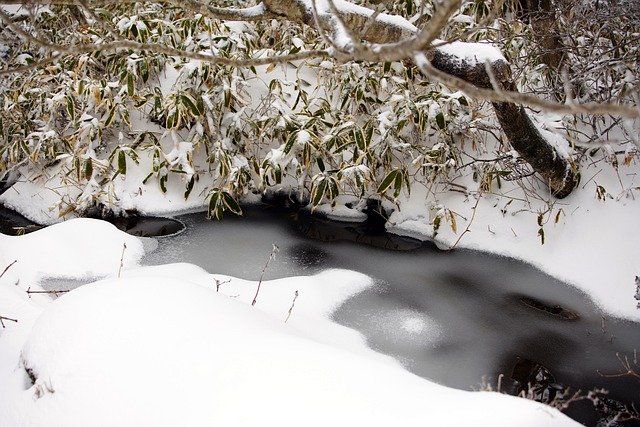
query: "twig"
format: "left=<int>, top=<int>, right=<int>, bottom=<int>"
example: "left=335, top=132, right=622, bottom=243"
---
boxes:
left=26, top=287, right=70, bottom=298
left=448, top=192, right=482, bottom=251
left=118, top=242, right=127, bottom=278
left=0, top=315, right=18, bottom=328
left=215, top=278, right=232, bottom=292
left=598, top=352, right=640, bottom=380
left=0, top=260, right=17, bottom=279
left=285, top=290, right=299, bottom=323
left=252, top=244, right=279, bottom=307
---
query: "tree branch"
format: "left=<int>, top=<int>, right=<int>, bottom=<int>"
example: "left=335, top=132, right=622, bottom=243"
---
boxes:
left=0, top=0, right=277, bottom=22
left=412, top=53, right=640, bottom=119
left=0, top=260, right=17, bottom=279
left=0, top=315, right=18, bottom=328
left=0, top=9, right=330, bottom=76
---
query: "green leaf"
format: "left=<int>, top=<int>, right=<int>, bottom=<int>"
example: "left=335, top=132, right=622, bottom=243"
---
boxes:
left=393, top=171, right=403, bottom=198
left=184, top=175, right=195, bottom=200
left=274, top=166, right=282, bottom=184
left=312, top=178, right=327, bottom=207
left=317, top=157, right=325, bottom=172
left=436, top=112, right=446, bottom=130
left=377, top=170, right=398, bottom=195
left=159, top=175, right=167, bottom=193
left=140, top=59, right=149, bottom=83
left=365, top=123, right=374, bottom=148
left=283, top=132, right=297, bottom=154
left=117, top=150, right=127, bottom=176
left=222, top=192, right=242, bottom=215
left=166, top=109, right=178, bottom=129
left=327, top=177, right=339, bottom=201
left=84, top=159, right=93, bottom=181
left=383, top=62, right=391, bottom=74
left=74, top=157, right=81, bottom=182
left=66, top=95, right=75, bottom=121
left=94, top=8, right=113, bottom=20
left=142, top=172, right=153, bottom=185
left=208, top=191, right=222, bottom=219
left=119, top=104, right=131, bottom=127
left=538, top=228, right=545, bottom=245
left=181, top=93, right=202, bottom=117
left=127, top=73, right=134, bottom=97
left=105, top=105, right=117, bottom=127
left=354, top=128, right=365, bottom=151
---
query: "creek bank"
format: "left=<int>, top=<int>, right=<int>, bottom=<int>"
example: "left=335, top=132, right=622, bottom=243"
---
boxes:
left=0, top=204, right=184, bottom=237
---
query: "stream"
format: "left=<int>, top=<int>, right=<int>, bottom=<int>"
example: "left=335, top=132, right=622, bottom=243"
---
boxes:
left=3, top=204, right=639, bottom=426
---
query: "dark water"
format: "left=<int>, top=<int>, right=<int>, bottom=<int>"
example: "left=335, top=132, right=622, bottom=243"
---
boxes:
left=141, top=206, right=640, bottom=427
left=0, top=205, right=184, bottom=237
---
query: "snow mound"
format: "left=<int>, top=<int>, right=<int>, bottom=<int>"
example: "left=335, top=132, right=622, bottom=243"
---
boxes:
left=0, top=218, right=145, bottom=285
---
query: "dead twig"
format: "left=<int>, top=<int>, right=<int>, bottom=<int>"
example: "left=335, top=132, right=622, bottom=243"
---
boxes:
left=215, top=278, right=232, bottom=292
left=598, top=352, right=640, bottom=380
left=252, top=244, right=279, bottom=307
left=448, top=192, right=482, bottom=251
left=118, top=242, right=127, bottom=278
left=0, top=315, right=18, bottom=328
left=26, top=287, right=70, bottom=298
left=285, top=290, right=299, bottom=323
left=0, top=260, right=17, bottom=279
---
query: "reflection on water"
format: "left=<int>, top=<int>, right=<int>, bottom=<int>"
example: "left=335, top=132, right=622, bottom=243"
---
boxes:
left=143, top=206, right=640, bottom=426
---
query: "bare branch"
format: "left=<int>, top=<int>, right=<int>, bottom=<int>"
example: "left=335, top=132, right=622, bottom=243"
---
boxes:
left=0, top=315, right=18, bottom=328
left=0, top=0, right=278, bottom=22
left=0, top=260, right=17, bottom=279
left=285, top=289, right=299, bottom=322
left=413, top=53, right=640, bottom=119
left=0, top=23, right=330, bottom=76
left=26, top=287, right=71, bottom=298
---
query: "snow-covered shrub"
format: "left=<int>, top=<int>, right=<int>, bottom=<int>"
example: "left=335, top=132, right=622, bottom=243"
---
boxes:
left=0, top=0, right=637, bottom=224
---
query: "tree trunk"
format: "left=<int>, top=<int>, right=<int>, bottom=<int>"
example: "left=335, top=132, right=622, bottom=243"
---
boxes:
left=525, top=0, right=565, bottom=71
left=430, top=50, right=578, bottom=197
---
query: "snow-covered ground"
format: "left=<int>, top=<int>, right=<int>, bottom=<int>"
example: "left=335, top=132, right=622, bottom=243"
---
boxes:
left=0, top=218, right=582, bottom=426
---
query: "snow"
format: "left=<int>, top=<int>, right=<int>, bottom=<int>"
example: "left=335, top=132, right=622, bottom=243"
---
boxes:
left=0, top=221, right=579, bottom=426
left=302, top=0, right=418, bottom=34
left=435, top=40, right=506, bottom=65
left=0, top=218, right=144, bottom=284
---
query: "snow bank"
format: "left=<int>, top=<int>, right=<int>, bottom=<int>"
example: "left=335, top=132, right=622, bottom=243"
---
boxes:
left=0, top=218, right=144, bottom=285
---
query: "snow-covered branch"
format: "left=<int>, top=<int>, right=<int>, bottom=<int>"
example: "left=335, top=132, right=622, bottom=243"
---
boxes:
left=0, top=0, right=277, bottom=21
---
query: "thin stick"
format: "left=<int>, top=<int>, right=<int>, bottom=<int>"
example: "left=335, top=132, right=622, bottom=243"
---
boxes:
left=0, top=315, right=18, bottom=328
left=448, top=193, right=482, bottom=251
left=252, top=244, right=279, bottom=307
left=0, top=260, right=17, bottom=279
left=215, top=278, right=232, bottom=292
left=285, top=290, right=299, bottom=323
left=118, top=242, right=127, bottom=278
left=26, top=287, right=70, bottom=298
